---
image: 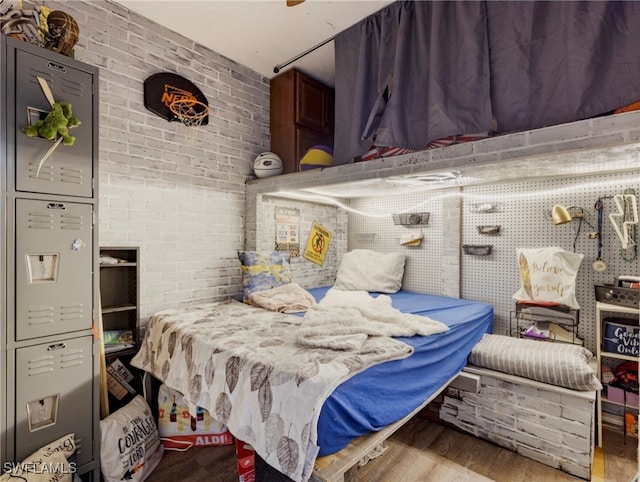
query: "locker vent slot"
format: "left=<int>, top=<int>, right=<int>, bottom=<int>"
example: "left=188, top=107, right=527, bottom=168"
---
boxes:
left=27, top=212, right=54, bottom=229
left=27, top=307, right=54, bottom=325
left=29, top=68, right=53, bottom=85
left=60, top=166, right=84, bottom=185
left=60, top=214, right=84, bottom=230
left=27, top=355, right=54, bottom=376
left=60, top=304, right=84, bottom=320
left=60, top=349, right=84, bottom=369
left=60, top=78, right=84, bottom=97
left=28, top=162, right=55, bottom=180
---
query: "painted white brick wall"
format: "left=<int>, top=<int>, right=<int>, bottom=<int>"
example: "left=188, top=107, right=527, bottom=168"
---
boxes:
left=252, top=195, right=348, bottom=288
left=24, top=0, right=270, bottom=323
left=441, top=367, right=596, bottom=480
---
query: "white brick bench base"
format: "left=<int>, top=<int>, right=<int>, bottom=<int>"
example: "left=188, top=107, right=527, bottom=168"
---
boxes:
left=440, top=366, right=595, bottom=480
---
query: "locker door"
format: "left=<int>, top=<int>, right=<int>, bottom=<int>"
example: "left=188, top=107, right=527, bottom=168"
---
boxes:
left=14, top=336, right=95, bottom=466
left=15, top=199, right=93, bottom=340
left=14, top=49, right=94, bottom=197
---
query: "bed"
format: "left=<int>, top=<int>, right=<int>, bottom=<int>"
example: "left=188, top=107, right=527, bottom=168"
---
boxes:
left=131, top=287, right=492, bottom=482
left=307, top=287, right=492, bottom=458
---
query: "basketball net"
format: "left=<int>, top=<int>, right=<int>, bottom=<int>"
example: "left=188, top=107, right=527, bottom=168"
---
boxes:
left=169, top=98, right=209, bottom=127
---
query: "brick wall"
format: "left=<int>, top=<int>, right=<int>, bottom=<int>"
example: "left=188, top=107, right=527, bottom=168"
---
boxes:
left=253, top=196, right=347, bottom=289
left=440, top=367, right=595, bottom=480
left=24, top=0, right=270, bottom=322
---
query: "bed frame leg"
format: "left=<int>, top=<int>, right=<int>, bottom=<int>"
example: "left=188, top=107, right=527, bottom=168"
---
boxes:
left=343, top=465, right=358, bottom=482
left=311, top=464, right=359, bottom=482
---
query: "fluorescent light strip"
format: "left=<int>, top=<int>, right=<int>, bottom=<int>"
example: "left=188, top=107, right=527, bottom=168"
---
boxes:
left=271, top=175, right=639, bottom=218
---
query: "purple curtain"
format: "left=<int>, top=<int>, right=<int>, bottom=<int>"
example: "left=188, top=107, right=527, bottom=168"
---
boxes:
left=374, top=1, right=493, bottom=151
left=334, top=1, right=640, bottom=164
left=334, top=3, right=402, bottom=164
left=487, top=1, right=640, bottom=132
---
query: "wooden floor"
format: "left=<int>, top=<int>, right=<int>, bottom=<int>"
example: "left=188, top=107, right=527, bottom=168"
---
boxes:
left=146, top=417, right=638, bottom=482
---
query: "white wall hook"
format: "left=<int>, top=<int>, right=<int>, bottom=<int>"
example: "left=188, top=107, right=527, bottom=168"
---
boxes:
left=609, top=194, right=638, bottom=249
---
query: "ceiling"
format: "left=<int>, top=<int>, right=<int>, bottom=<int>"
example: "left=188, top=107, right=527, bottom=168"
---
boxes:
left=112, top=0, right=395, bottom=87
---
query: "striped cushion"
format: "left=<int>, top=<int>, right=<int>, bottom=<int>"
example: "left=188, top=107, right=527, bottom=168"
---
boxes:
left=468, top=334, right=602, bottom=391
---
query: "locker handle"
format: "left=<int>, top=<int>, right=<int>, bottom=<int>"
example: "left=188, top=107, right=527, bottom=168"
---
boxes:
left=47, top=203, right=66, bottom=210
left=47, top=62, right=67, bottom=73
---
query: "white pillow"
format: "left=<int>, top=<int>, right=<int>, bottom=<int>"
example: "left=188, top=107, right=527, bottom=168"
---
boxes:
left=334, top=249, right=405, bottom=293
left=0, top=433, right=76, bottom=482
left=469, top=334, right=602, bottom=391
left=100, top=395, right=163, bottom=482
left=513, top=247, right=583, bottom=309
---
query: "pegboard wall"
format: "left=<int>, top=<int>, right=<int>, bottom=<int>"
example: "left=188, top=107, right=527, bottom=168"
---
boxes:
left=461, top=171, right=639, bottom=352
left=258, top=171, right=638, bottom=353
left=348, top=190, right=453, bottom=296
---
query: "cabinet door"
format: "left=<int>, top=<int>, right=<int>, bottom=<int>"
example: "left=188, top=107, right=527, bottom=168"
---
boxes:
left=295, top=72, right=331, bottom=133
left=14, top=336, right=95, bottom=466
left=14, top=48, right=94, bottom=197
left=15, top=199, right=93, bottom=340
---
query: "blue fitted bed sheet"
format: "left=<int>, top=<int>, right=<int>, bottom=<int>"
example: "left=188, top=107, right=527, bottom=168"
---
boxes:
left=305, top=287, right=493, bottom=457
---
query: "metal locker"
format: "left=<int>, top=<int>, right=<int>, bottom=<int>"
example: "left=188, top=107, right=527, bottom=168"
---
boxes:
left=15, top=199, right=93, bottom=340
left=14, top=336, right=95, bottom=467
left=14, top=48, right=94, bottom=198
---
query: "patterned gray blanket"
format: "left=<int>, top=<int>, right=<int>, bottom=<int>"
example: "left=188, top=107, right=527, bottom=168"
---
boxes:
left=131, top=295, right=447, bottom=481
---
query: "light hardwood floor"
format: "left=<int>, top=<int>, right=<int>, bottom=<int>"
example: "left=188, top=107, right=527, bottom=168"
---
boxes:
left=145, top=416, right=637, bottom=482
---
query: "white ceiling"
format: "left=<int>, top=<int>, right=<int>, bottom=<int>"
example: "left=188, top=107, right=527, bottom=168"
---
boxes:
left=112, top=0, right=395, bottom=87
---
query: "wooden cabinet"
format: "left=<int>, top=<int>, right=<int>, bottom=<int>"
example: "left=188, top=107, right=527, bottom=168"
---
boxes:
left=270, top=69, right=334, bottom=174
left=100, top=247, right=143, bottom=414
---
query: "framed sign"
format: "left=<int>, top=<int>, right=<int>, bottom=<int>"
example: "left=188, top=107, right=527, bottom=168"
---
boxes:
left=275, top=207, right=300, bottom=257
left=303, top=221, right=332, bottom=266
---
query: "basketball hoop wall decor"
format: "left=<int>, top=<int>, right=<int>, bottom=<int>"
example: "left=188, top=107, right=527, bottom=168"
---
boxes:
left=143, top=72, right=209, bottom=126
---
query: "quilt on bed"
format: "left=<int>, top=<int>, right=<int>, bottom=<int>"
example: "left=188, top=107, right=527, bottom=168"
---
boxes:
left=130, top=293, right=447, bottom=482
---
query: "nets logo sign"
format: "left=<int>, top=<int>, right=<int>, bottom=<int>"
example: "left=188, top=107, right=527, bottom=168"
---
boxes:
left=143, top=72, right=209, bottom=125
left=161, top=85, right=197, bottom=109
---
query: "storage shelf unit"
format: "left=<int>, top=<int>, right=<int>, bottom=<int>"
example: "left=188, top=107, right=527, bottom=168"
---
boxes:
left=99, top=247, right=140, bottom=356
left=99, top=247, right=142, bottom=414
left=595, top=301, right=640, bottom=446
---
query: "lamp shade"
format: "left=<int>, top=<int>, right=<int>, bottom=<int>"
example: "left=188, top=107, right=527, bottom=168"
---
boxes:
left=552, top=205, right=572, bottom=225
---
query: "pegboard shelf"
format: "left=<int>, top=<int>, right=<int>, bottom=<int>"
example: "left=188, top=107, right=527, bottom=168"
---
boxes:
left=463, top=245, right=493, bottom=256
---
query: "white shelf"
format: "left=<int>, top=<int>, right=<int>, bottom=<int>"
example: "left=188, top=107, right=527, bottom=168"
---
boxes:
left=595, top=301, right=639, bottom=447
left=596, top=301, right=640, bottom=315
left=600, top=351, right=638, bottom=362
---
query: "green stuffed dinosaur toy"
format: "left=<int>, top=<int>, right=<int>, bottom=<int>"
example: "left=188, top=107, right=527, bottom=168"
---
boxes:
left=22, top=101, right=81, bottom=146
